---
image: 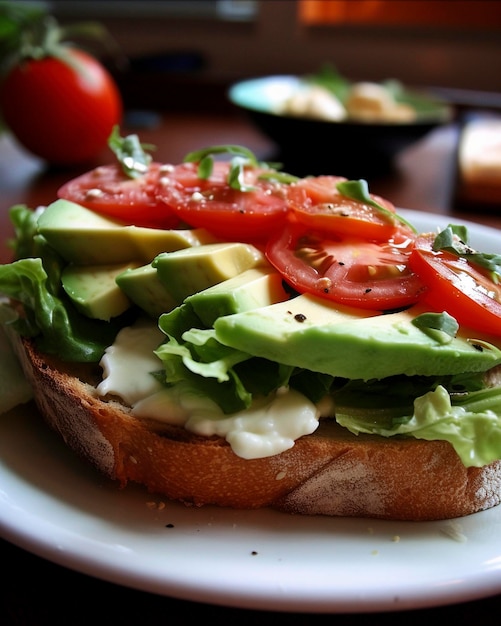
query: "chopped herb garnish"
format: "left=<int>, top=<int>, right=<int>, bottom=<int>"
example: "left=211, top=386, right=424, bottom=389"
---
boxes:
left=412, top=311, right=459, bottom=342
left=185, top=145, right=259, bottom=191
left=183, top=144, right=297, bottom=192
left=433, top=225, right=501, bottom=284
left=108, top=125, right=155, bottom=179
left=258, top=171, right=299, bottom=185
left=196, top=154, right=215, bottom=180
left=227, top=156, right=257, bottom=192
left=184, top=144, right=260, bottom=165
left=336, top=179, right=417, bottom=233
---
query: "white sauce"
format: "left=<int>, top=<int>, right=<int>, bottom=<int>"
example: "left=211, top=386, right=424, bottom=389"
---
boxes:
left=187, top=387, right=319, bottom=459
left=97, top=321, right=321, bottom=459
left=97, top=320, right=165, bottom=406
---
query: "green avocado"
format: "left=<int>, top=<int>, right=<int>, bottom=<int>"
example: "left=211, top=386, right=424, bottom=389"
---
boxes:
left=214, top=293, right=501, bottom=380
left=153, top=242, right=267, bottom=304
left=62, top=261, right=141, bottom=321
left=37, top=199, right=217, bottom=264
left=185, top=267, right=290, bottom=327
left=116, top=263, right=178, bottom=319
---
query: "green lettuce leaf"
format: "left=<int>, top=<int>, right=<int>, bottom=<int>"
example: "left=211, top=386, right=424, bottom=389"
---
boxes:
left=336, top=385, right=501, bottom=467
left=0, top=258, right=126, bottom=362
left=154, top=330, right=253, bottom=414
left=156, top=311, right=333, bottom=414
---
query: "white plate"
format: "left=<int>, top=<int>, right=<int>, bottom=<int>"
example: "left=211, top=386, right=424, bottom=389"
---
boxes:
left=1, top=210, right=501, bottom=614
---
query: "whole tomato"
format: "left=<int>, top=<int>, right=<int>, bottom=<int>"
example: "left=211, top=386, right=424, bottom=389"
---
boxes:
left=0, top=11, right=123, bottom=166
left=0, top=47, right=122, bottom=165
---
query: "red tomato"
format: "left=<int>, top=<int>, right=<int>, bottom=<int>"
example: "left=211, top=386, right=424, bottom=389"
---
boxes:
left=266, top=217, right=425, bottom=310
left=57, top=162, right=181, bottom=229
left=286, top=176, right=404, bottom=241
left=0, top=48, right=122, bottom=165
left=155, top=161, right=290, bottom=242
left=409, top=233, right=501, bottom=336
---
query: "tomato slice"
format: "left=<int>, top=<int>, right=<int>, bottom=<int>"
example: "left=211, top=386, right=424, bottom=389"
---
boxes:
left=266, top=217, right=424, bottom=310
left=155, top=161, right=289, bottom=242
left=286, top=175, right=405, bottom=241
left=57, top=162, right=180, bottom=229
left=409, top=232, right=501, bottom=336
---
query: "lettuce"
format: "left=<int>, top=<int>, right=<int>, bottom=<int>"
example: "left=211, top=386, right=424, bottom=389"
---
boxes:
left=154, top=329, right=253, bottom=414
left=0, top=205, right=132, bottom=362
left=156, top=313, right=329, bottom=414
left=0, top=257, right=127, bottom=362
left=336, top=385, right=501, bottom=467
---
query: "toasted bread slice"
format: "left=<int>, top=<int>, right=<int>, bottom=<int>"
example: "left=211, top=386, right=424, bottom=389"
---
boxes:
left=11, top=333, right=501, bottom=521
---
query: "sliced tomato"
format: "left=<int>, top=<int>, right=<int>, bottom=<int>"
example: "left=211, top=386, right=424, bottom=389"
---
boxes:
left=266, top=217, right=425, bottom=310
left=409, top=232, right=501, bottom=335
left=155, top=161, right=289, bottom=242
left=286, top=176, right=406, bottom=241
left=57, top=162, right=180, bottom=229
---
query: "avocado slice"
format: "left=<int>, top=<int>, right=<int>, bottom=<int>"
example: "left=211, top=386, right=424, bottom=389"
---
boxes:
left=185, top=267, right=290, bottom=327
left=153, top=242, right=267, bottom=303
left=37, top=199, right=217, bottom=264
left=62, top=261, right=141, bottom=321
left=116, top=263, right=178, bottom=319
left=214, top=293, right=501, bottom=380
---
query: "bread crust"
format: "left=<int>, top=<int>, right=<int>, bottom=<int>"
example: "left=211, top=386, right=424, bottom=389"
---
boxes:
left=13, top=333, right=501, bottom=521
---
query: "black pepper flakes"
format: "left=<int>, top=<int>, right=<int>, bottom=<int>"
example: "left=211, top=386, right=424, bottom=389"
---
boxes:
left=165, top=523, right=175, bottom=528
left=294, top=313, right=307, bottom=323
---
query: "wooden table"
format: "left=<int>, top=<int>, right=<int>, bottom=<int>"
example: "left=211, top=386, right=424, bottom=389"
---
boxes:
left=1, top=111, right=501, bottom=624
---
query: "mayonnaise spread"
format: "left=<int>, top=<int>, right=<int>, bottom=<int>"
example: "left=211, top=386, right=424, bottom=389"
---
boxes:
left=96, top=320, right=321, bottom=459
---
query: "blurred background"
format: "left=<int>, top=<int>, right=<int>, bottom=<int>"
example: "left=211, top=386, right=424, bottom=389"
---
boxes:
left=2, top=1, right=501, bottom=211
left=41, top=0, right=501, bottom=113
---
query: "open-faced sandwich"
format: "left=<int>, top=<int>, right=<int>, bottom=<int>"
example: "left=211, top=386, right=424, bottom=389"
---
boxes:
left=1, top=132, right=501, bottom=521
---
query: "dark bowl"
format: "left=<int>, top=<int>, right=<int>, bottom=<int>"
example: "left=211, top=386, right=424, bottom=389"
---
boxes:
left=228, top=75, right=453, bottom=178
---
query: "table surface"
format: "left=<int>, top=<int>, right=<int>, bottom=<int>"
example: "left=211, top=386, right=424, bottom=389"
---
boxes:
left=1, top=111, right=501, bottom=625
